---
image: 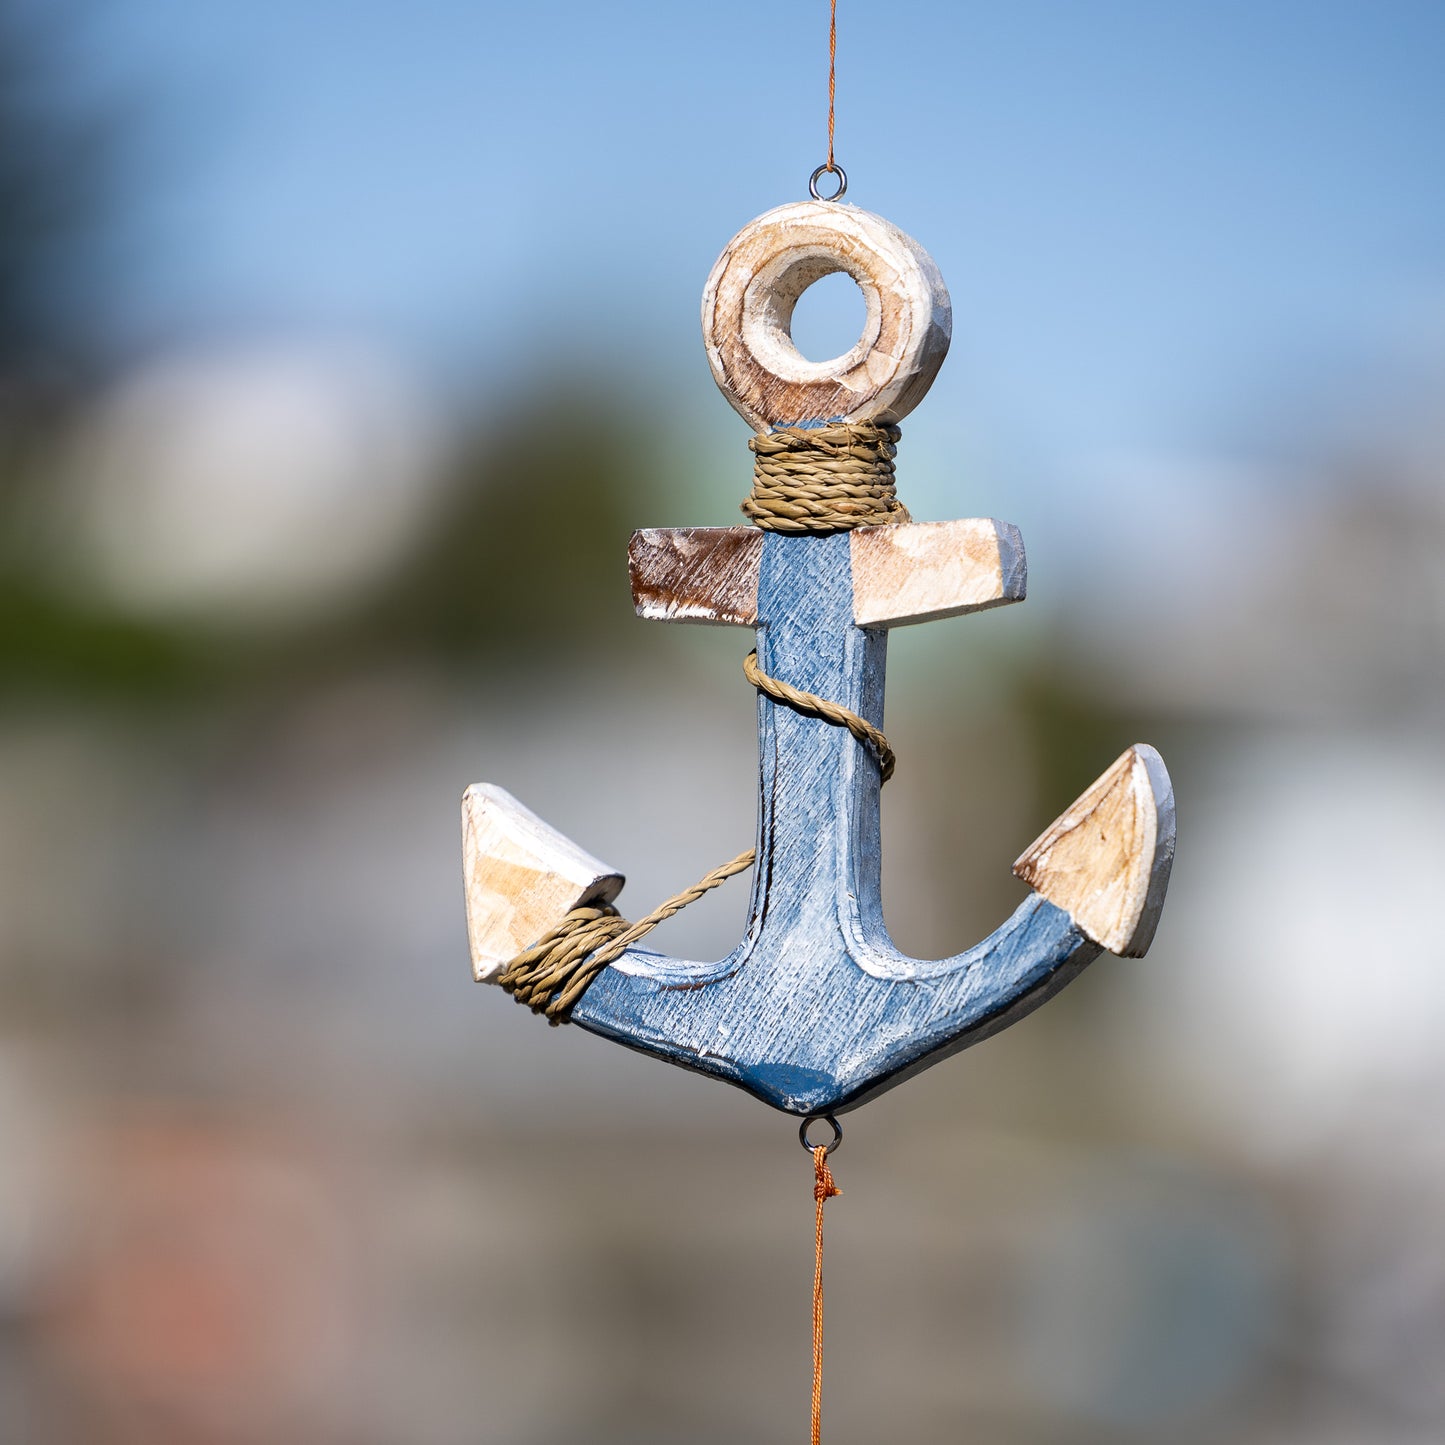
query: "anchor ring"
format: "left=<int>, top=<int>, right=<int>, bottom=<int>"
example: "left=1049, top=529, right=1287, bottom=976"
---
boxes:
left=808, top=162, right=847, bottom=201
left=701, top=200, right=952, bottom=432
left=799, top=1114, right=842, bottom=1154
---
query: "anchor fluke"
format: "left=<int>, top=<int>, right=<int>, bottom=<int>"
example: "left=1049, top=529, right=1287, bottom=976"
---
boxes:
left=461, top=784, right=622, bottom=981
left=1012, top=744, right=1175, bottom=958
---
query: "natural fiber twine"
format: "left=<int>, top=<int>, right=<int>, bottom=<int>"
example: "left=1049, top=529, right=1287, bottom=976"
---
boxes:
left=744, top=421, right=907, bottom=532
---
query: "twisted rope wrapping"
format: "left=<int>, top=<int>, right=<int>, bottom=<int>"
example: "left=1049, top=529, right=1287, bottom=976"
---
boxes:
left=744, top=649, right=894, bottom=782
left=744, top=421, right=908, bottom=532
left=498, top=851, right=756, bottom=1024
left=497, top=422, right=907, bottom=1021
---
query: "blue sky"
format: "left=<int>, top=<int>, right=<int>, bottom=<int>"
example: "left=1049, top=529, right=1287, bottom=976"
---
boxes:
left=69, top=0, right=1445, bottom=529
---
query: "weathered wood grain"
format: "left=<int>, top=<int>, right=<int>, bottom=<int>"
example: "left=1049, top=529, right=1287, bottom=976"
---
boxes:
left=629, top=518, right=1027, bottom=632
left=462, top=784, right=623, bottom=982
left=1012, top=745, right=1174, bottom=958
left=850, top=518, right=1026, bottom=627
left=629, top=526, right=763, bottom=626
left=702, top=201, right=952, bottom=432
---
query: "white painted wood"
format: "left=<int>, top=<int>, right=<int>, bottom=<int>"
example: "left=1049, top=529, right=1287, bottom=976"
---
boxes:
left=629, top=526, right=763, bottom=626
left=701, top=201, right=952, bottom=432
left=850, top=519, right=1026, bottom=627
left=461, top=784, right=624, bottom=982
left=1012, top=744, right=1175, bottom=957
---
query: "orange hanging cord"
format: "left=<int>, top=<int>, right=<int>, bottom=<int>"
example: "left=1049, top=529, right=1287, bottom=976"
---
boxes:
left=810, top=1, right=846, bottom=199
left=804, top=1117, right=843, bottom=1445
left=826, top=0, right=837, bottom=174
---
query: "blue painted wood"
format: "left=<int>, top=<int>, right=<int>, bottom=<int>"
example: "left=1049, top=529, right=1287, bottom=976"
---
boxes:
left=571, top=528, right=1103, bottom=1116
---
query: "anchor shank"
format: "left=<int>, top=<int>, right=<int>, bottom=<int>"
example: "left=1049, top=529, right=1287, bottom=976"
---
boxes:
left=748, top=532, right=886, bottom=941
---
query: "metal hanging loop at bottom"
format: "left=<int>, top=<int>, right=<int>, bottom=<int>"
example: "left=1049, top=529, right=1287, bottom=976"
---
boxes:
left=799, top=1114, right=843, bottom=1154
left=809, top=163, right=847, bottom=201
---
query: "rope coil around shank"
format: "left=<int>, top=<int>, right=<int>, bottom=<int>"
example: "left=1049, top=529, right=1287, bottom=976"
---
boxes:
left=744, top=649, right=894, bottom=782
left=497, top=422, right=905, bottom=1022
left=744, top=421, right=907, bottom=532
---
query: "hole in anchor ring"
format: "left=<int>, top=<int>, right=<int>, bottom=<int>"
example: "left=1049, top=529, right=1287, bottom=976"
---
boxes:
left=799, top=1114, right=842, bottom=1154
left=809, top=163, right=847, bottom=202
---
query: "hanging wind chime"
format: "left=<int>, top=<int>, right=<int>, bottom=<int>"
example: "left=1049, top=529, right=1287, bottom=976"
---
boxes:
left=460, top=6, right=1176, bottom=1438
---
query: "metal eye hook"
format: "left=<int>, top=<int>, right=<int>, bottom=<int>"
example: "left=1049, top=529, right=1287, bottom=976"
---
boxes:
left=799, top=1113, right=842, bottom=1154
left=809, top=163, right=847, bottom=202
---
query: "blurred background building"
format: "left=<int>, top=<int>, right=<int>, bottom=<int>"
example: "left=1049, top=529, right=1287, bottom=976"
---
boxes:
left=0, top=1, right=1442, bottom=1441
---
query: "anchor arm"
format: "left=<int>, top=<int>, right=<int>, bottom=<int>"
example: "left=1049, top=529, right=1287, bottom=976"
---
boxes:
left=570, top=741, right=1172, bottom=1115
left=458, top=777, right=1156, bottom=1117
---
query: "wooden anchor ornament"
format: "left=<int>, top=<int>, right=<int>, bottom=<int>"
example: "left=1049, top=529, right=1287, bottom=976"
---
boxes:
left=460, top=199, right=1176, bottom=1120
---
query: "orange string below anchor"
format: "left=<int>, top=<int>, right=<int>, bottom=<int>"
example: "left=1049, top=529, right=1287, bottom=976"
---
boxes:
left=811, top=1144, right=842, bottom=1445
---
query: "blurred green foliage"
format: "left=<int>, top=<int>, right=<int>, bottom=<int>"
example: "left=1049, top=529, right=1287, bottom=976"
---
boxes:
left=0, top=381, right=660, bottom=703
left=0, top=576, right=211, bottom=695
left=360, top=383, right=650, bottom=666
